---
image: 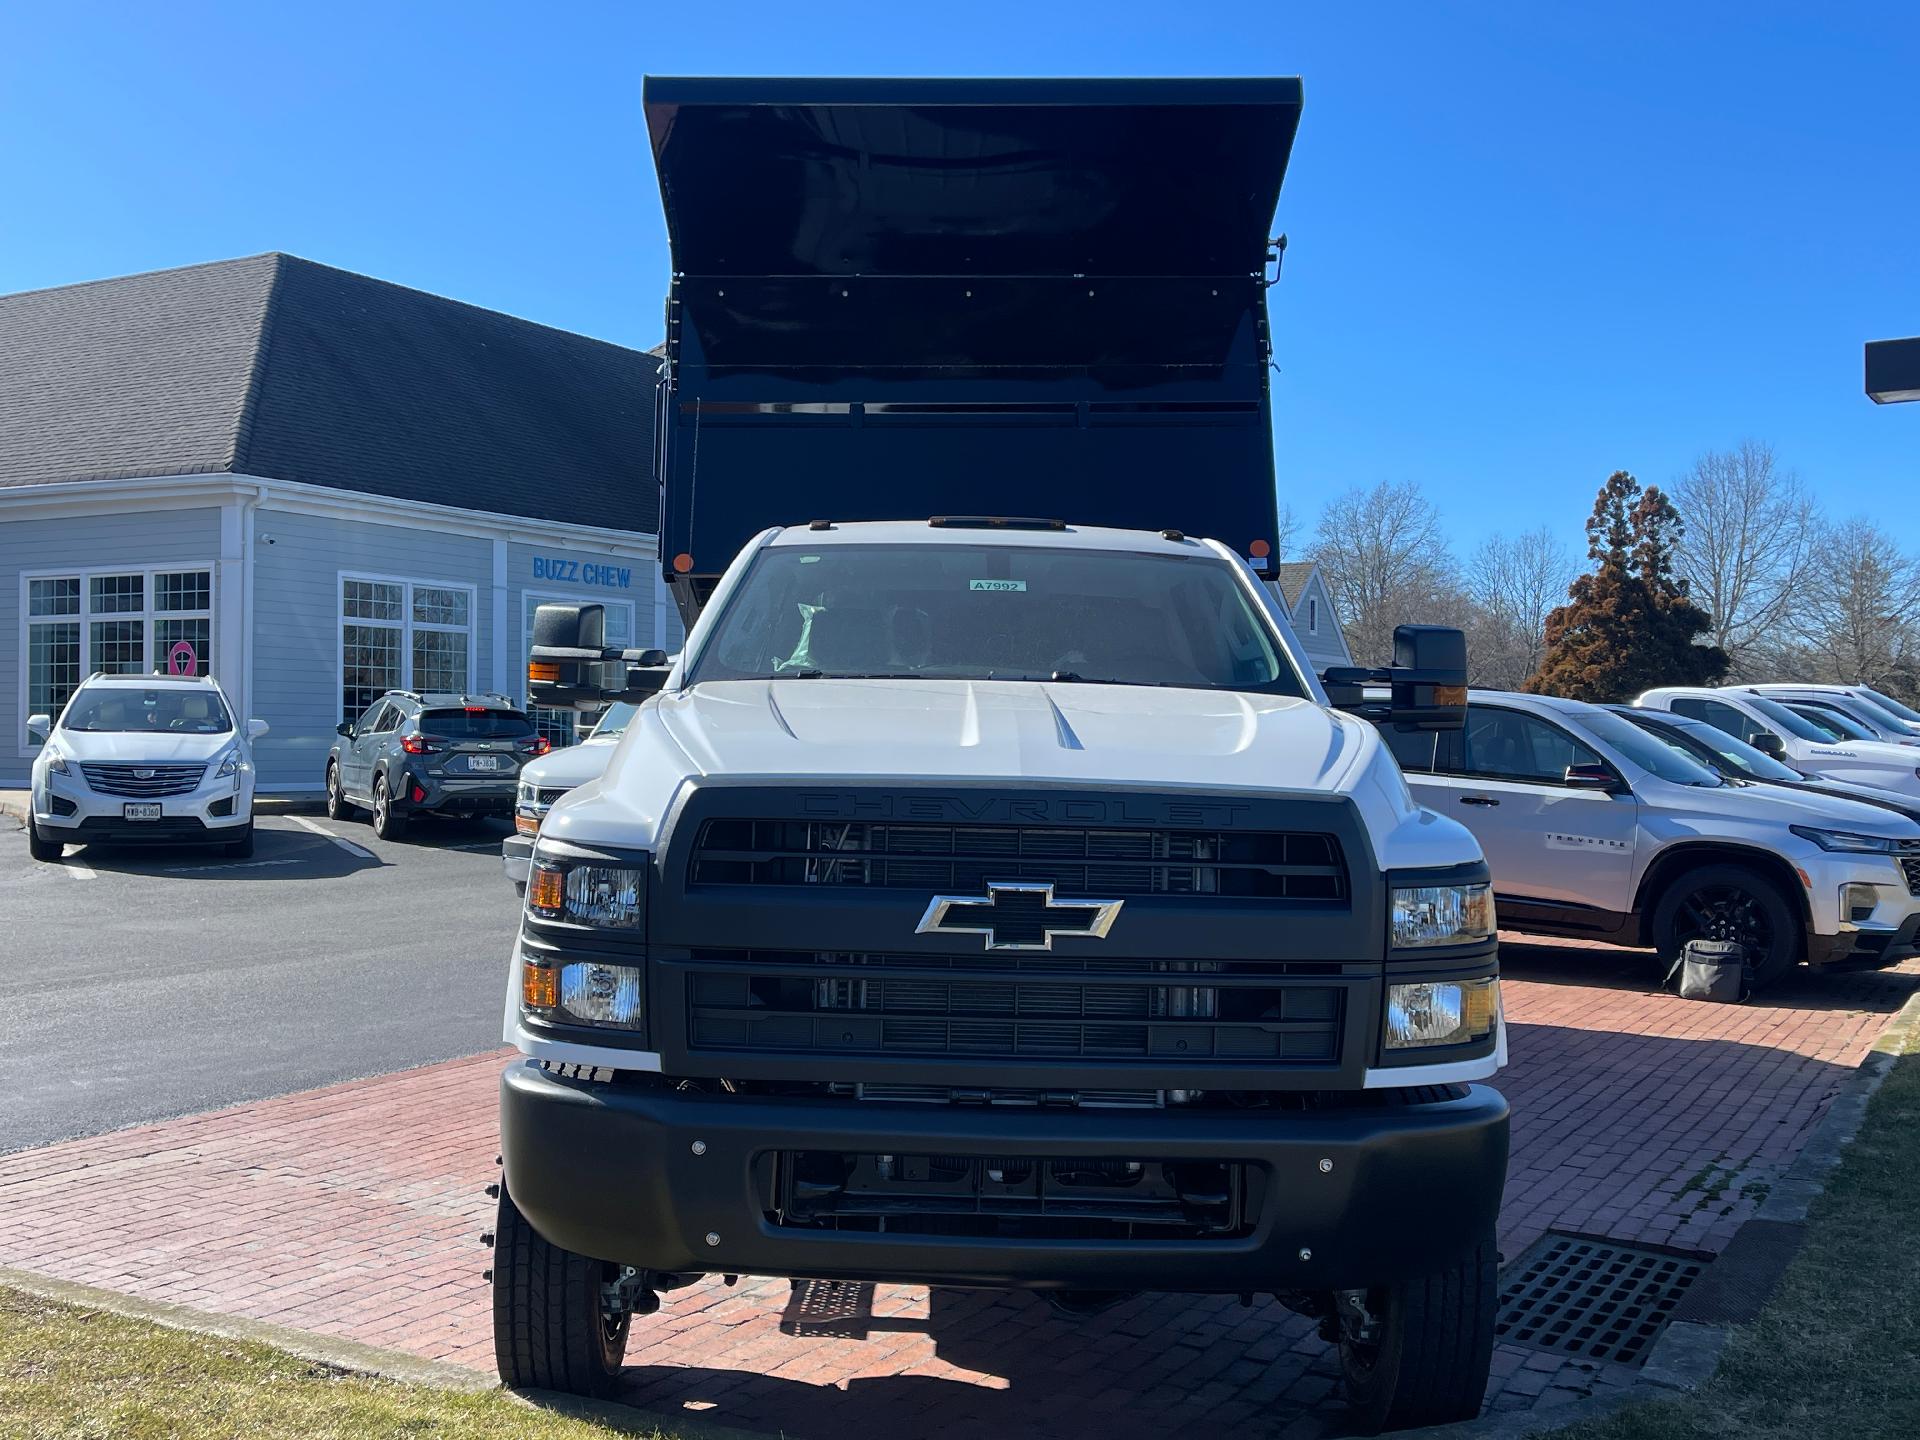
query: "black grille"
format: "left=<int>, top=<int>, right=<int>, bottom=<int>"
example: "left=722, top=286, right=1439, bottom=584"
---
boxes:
left=690, top=819, right=1347, bottom=901
left=684, top=950, right=1344, bottom=1065
left=1496, top=1233, right=1707, bottom=1368
left=535, top=787, right=572, bottom=807
left=79, top=762, right=206, bottom=798
left=1899, top=844, right=1920, bottom=896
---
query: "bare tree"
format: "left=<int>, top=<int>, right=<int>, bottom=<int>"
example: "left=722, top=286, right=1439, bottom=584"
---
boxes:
left=1310, top=481, right=1461, bottom=666
left=1272, top=501, right=1301, bottom=562
left=1671, top=441, right=1817, bottom=675
left=1466, top=528, right=1577, bottom=688
left=1792, top=518, right=1920, bottom=694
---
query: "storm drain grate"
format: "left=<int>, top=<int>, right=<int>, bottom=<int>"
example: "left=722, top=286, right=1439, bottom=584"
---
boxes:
left=1496, top=1232, right=1708, bottom=1367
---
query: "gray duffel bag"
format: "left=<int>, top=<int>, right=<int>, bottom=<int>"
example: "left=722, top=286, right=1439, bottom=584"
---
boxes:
left=1666, top=938, right=1750, bottom=1004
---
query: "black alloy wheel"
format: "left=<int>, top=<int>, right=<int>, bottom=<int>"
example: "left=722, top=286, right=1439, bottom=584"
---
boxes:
left=1653, top=862, right=1801, bottom=986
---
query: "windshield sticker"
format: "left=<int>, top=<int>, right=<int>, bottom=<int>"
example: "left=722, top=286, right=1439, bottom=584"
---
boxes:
left=968, top=579, right=1027, bottom=592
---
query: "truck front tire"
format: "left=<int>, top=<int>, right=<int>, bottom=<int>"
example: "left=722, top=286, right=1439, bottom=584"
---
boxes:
left=1338, top=1232, right=1496, bottom=1433
left=492, top=1186, right=631, bottom=1398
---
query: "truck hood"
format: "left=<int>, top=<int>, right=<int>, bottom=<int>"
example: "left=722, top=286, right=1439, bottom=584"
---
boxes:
left=652, top=679, right=1363, bottom=794
left=519, top=737, right=621, bottom=789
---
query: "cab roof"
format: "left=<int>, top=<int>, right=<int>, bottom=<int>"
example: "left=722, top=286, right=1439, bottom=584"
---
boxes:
left=762, top=519, right=1217, bottom=558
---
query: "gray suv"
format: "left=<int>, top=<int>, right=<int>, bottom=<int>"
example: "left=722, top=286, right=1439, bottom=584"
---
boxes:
left=324, top=691, right=548, bottom=840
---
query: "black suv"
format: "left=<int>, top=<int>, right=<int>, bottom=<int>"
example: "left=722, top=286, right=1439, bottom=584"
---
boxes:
left=324, top=691, right=548, bottom=840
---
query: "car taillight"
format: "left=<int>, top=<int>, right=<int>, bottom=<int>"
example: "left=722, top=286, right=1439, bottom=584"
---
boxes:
left=523, top=736, right=551, bottom=756
left=401, top=734, right=426, bottom=754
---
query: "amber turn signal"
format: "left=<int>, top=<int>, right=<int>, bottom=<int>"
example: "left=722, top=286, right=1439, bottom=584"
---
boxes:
left=528, top=865, right=565, bottom=913
left=527, top=661, right=560, bottom=684
left=521, top=962, right=558, bottom=1010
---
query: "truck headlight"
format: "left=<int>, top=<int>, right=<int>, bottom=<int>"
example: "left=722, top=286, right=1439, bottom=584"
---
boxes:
left=528, top=859, right=646, bottom=928
left=1384, top=978, right=1500, bottom=1051
left=1390, top=882, right=1495, bottom=948
left=1790, top=825, right=1898, bottom=854
left=519, top=957, right=646, bottom=1030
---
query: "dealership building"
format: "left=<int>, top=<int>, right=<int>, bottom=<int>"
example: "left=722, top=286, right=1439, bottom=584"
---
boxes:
left=0, top=253, right=672, bottom=794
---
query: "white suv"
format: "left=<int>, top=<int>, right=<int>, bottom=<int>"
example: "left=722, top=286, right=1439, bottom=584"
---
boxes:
left=1637, top=686, right=1920, bottom=799
left=26, top=674, right=268, bottom=863
left=500, top=700, right=641, bottom=892
left=1380, top=690, right=1920, bottom=983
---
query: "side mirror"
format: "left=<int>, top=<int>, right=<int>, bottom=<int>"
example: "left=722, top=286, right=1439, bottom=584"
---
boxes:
left=26, top=714, right=51, bottom=744
left=529, top=603, right=673, bottom=709
left=336, top=722, right=355, bottom=738
left=247, top=718, right=270, bottom=741
left=1324, top=626, right=1468, bottom=732
left=1751, top=731, right=1785, bottom=759
left=1564, top=762, right=1624, bottom=793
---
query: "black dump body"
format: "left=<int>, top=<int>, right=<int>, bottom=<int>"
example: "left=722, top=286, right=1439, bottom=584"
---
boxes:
left=643, top=76, right=1303, bottom=613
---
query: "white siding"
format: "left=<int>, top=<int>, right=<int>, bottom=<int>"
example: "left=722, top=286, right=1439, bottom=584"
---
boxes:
left=249, top=507, right=494, bottom=791
left=4, top=506, right=222, bottom=784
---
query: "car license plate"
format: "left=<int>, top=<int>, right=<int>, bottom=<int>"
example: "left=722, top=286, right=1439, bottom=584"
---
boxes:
left=124, top=803, right=162, bottom=821
left=467, top=755, right=505, bottom=772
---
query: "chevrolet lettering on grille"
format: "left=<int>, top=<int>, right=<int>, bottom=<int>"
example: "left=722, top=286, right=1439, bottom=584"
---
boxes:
left=915, top=881, right=1123, bottom=952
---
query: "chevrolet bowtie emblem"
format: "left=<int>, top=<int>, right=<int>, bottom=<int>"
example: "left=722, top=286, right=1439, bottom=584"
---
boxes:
left=915, top=881, right=1123, bottom=952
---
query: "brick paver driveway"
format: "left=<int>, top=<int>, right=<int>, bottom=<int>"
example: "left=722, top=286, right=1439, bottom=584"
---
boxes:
left=3, top=941, right=1915, bottom=1438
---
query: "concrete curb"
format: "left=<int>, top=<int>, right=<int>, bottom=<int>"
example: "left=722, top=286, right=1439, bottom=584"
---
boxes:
left=0, top=790, right=25, bottom=824
left=1413, top=983, right=1920, bottom=1440
left=0, top=1263, right=493, bottom=1393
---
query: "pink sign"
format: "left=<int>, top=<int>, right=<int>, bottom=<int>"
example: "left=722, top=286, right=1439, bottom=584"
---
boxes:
left=167, top=640, right=197, bottom=676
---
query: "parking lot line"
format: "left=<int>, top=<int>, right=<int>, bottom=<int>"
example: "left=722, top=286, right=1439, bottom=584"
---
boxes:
left=288, top=815, right=375, bottom=860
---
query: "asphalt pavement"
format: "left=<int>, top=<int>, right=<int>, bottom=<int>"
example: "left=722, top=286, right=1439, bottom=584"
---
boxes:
left=0, top=808, right=520, bottom=1153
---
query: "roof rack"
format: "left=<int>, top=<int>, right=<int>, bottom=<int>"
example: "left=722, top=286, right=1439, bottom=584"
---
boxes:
left=928, top=515, right=1067, bottom=531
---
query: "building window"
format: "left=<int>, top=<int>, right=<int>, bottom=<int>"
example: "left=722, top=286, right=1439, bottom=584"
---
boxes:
left=339, top=575, right=475, bottom=720
left=1308, top=597, right=1318, bottom=634
left=522, top=592, right=634, bottom=747
left=22, top=567, right=214, bottom=745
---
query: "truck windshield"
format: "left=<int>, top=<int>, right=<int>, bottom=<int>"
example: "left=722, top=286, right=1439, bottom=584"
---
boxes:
left=1862, top=687, right=1920, bottom=725
left=1657, top=716, right=1802, bottom=782
left=1745, top=696, right=1838, bottom=743
left=689, top=542, right=1307, bottom=696
left=62, top=688, right=232, bottom=734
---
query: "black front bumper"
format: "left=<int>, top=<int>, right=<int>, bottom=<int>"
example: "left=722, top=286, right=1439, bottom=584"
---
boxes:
left=1808, top=912, right=1920, bottom=969
left=59, top=815, right=227, bottom=846
left=501, top=1060, right=1510, bottom=1293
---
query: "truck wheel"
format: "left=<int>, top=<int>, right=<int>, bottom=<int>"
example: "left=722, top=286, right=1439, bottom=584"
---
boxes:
left=27, top=816, right=64, bottom=863
left=371, top=777, right=407, bottom=842
left=1338, top=1233, right=1496, bottom=1433
left=1651, top=862, right=1801, bottom=987
left=492, top=1186, right=631, bottom=1397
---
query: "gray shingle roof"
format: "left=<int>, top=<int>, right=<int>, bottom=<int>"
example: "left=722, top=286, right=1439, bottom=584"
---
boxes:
left=0, top=253, right=658, bottom=533
left=1271, top=560, right=1316, bottom=610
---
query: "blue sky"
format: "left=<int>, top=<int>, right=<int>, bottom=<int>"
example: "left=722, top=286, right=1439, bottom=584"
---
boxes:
left=3, top=2, right=1915, bottom=555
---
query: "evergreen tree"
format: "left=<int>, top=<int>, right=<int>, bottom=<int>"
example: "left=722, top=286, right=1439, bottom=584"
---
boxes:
left=1526, top=471, right=1728, bottom=701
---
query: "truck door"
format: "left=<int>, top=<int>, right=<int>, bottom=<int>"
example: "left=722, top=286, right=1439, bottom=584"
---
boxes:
left=1389, top=705, right=1639, bottom=930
